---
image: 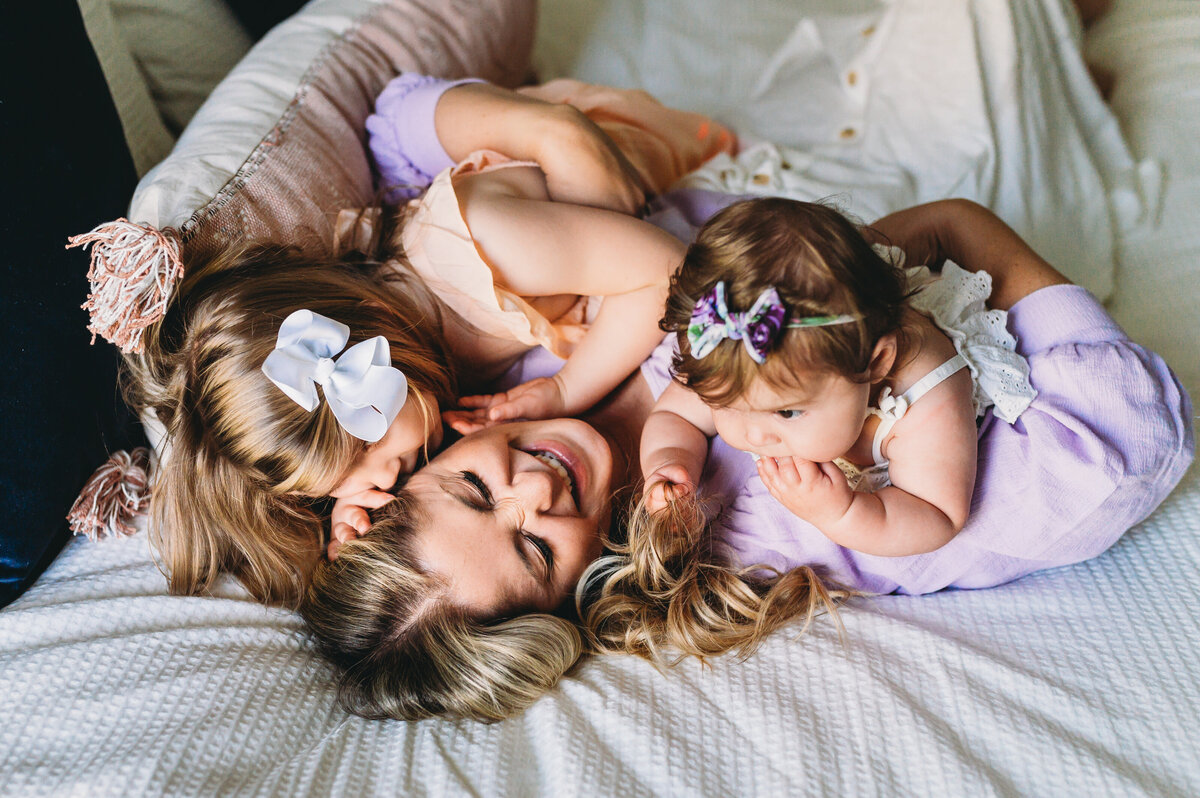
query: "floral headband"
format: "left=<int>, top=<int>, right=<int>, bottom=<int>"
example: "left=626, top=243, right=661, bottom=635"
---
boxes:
left=686, top=281, right=857, bottom=364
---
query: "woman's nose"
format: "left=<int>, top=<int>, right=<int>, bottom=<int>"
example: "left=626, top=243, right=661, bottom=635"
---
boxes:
left=512, top=468, right=555, bottom=512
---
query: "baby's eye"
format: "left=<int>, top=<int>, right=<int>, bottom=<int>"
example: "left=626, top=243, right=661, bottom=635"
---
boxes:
left=775, top=409, right=804, bottom=420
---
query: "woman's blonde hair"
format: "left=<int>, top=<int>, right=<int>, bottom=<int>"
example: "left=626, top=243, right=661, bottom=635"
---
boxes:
left=127, top=243, right=456, bottom=607
left=664, top=197, right=910, bottom=405
left=302, top=494, right=584, bottom=722
left=580, top=492, right=852, bottom=666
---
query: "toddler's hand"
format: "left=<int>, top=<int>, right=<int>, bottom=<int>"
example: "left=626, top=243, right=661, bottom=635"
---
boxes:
left=642, top=463, right=696, bottom=515
left=459, top=376, right=569, bottom=424
left=328, top=489, right=394, bottom=560
left=442, top=406, right=495, bottom=436
left=757, top=456, right=853, bottom=529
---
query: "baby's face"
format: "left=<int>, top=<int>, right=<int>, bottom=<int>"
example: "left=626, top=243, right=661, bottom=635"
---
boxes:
left=711, top=373, right=872, bottom=463
left=329, top=392, right=443, bottom=498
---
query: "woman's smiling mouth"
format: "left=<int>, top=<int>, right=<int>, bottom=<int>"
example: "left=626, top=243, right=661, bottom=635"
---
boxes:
left=523, top=440, right=586, bottom=510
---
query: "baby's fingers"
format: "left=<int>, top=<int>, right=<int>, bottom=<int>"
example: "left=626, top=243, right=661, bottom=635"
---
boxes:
left=818, top=460, right=847, bottom=483
left=756, top=457, right=789, bottom=500
left=789, top=457, right=824, bottom=482
left=644, top=478, right=692, bottom=514
left=759, top=455, right=801, bottom=486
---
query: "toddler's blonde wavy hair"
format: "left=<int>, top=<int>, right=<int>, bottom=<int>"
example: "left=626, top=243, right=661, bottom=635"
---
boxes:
left=126, top=243, right=456, bottom=607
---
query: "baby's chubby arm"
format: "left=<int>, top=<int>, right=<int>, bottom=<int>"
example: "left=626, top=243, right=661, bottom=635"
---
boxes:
left=455, top=166, right=683, bottom=419
left=640, top=382, right=717, bottom=513
left=429, top=81, right=647, bottom=215
left=759, top=378, right=978, bottom=556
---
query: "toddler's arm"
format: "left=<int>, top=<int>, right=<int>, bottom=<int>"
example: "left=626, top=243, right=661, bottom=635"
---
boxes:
left=640, top=382, right=717, bottom=513
left=758, top=379, right=978, bottom=557
left=868, top=199, right=1072, bottom=308
left=454, top=166, right=683, bottom=420
left=370, top=75, right=646, bottom=214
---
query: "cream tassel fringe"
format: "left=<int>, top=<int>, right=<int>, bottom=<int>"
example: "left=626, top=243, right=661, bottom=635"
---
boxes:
left=66, top=219, right=183, bottom=354
left=67, top=448, right=152, bottom=541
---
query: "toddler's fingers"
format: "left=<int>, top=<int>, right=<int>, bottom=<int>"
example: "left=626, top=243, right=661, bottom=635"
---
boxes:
left=790, top=457, right=822, bottom=482
left=327, top=538, right=342, bottom=561
left=756, top=456, right=780, bottom=487
left=457, top=393, right=503, bottom=410
left=488, top=396, right=541, bottom=422
left=644, top=488, right=668, bottom=515
left=757, top=460, right=788, bottom=501
left=644, top=479, right=689, bottom=514
left=443, top=409, right=490, bottom=435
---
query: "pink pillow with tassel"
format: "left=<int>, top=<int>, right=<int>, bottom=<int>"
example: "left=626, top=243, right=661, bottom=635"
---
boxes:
left=71, top=0, right=535, bottom=355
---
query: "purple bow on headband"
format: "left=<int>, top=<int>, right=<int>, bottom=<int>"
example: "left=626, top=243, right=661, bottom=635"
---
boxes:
left=687, top=282, right=787, bottom=364
left=687, top=282, right=859, bottom=364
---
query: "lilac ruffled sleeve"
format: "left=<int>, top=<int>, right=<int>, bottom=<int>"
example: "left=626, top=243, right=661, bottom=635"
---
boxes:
left=366, top=73, right=486, bottom=202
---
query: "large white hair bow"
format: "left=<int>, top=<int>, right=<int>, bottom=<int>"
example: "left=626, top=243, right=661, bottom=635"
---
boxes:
left=260, top=310, right=408, bottom=443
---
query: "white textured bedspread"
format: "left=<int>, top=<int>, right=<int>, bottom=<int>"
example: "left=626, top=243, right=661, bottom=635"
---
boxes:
left=1, top=465, right=1197, bottom=796
left=3, top=0, right=1198, bottom=795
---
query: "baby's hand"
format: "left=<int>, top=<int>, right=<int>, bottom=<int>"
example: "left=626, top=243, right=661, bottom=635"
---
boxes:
left=757, top=456, right=853, bottom=529
left=642, top=463, right=696, bottom=515
left=328, top=489, right=394, bottom=560
left=458, top=376, right=568, bottom=424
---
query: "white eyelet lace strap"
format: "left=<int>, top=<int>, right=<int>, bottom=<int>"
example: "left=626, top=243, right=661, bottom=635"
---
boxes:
left=869, top=353, right=969, bottom=465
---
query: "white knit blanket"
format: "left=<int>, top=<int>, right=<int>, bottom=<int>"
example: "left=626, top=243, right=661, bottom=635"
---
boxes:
left=1, top=467, right=1197, bottom=795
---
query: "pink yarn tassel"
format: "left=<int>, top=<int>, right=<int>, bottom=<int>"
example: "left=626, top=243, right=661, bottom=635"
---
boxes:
left=67, top=448, right=153, bottom=541
left=66, top=219, right=184, bottom=354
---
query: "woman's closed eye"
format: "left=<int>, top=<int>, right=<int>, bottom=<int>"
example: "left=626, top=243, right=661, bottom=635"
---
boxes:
left=460, top=470, right=494, bottom=508
left=458, top=470, right=553, bottom=578
left=523, top=533, right=554, bottom=577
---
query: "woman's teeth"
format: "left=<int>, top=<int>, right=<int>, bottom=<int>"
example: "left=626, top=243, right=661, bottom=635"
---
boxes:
left=533, top=452, right=575, bottom=495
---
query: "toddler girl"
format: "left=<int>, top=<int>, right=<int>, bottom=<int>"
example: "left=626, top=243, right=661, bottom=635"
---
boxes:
left=126, top=244, right=458, bottom=606
left=641, top=197, right=1037, bottom=556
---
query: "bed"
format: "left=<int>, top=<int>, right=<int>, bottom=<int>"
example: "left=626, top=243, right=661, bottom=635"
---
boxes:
left=2, top=0, right=1197, bottom=794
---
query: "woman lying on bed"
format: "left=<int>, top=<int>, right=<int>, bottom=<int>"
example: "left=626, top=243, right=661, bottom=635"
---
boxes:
left=302, top=190, right=1193, bottom=721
